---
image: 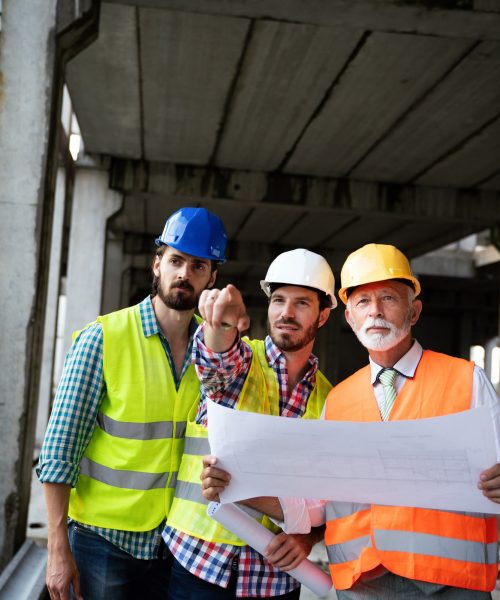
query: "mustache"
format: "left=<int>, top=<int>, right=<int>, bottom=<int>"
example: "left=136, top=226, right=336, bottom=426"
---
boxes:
left=274, top=317, right=301, bottom=328
left=170, top=280, right=194, bottom=292
left=362, top=317, right=393, bottom=330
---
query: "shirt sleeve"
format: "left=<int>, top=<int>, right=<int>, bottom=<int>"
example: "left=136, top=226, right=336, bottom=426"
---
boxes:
left=276, top=498, right=327, bottom=533
left=192, top=322, right=252, bottom=405
left=36, top=323, right=105, bottom=486
left=471, top=365, right=500, bottom=460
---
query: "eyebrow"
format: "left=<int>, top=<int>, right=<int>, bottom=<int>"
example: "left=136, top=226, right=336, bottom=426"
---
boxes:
left=272, top=293, right=313, bottom=302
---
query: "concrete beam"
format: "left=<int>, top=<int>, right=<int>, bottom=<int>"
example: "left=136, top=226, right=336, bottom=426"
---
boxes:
left=104, top=0, right=500, bottom=41
left=0, top=540, right=47, bottom=600
left=109, top=159, right=500, bottom=228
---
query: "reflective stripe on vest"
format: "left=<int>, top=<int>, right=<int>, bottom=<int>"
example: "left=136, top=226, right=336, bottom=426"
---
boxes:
left=183, top=436, right=211, bottom=455
left=68, top=305, right=201, bottom=531
left=324, top=351, right=498, bottom=592
left=373, top=529, right=498, bottom=565
left=97, top=413, right=187, bottom=440
left=167, top=338, right=332, bottom=544
left=327, top=535, right=372, bottom=564
left=80, top=456, right=174, bottom=490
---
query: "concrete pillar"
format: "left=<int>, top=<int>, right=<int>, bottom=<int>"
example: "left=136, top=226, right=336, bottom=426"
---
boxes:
left=0, top=0, right=59, bottom=569
left=101, top=231, right=125, bottom=315
left=63, top=168, right=123, bottom=355
left=35, top=169, right=68, bottom=448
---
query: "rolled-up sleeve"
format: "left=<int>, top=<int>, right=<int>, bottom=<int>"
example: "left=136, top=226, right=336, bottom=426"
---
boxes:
left=472, top=365, right=500, bottom=460
left=192, top=322, right=252, bottom=403
left=36, top=323, right=105, bottom=486
left=276, top=497, right=327, bottom=533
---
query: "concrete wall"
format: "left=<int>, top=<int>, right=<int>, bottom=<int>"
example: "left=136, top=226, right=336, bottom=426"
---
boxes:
left=0, top=0, right=59, bottom=568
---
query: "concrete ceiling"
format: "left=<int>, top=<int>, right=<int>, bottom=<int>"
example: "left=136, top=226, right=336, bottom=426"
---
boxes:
left=64, top=0, right=500, bottom=301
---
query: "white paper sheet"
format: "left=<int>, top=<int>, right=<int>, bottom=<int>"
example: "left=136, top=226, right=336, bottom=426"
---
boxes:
left=207, top=401, right=500, bottom=514
left=207, top=502, right=332, bottom=596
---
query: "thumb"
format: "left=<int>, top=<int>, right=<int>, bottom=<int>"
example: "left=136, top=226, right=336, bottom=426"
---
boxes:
left=237, top=314, right=250, bottom=332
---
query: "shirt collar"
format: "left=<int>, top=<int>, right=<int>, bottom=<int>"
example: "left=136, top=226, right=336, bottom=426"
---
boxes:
left=264, top=335, right=319, bottom=375
left=369, top=339, right=423, bottom=384
left=139, top=296, right=198, bottom=339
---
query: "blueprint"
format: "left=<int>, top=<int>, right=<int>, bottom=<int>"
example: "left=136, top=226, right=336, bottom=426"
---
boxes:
left=206, top=401, right=500, bottom=514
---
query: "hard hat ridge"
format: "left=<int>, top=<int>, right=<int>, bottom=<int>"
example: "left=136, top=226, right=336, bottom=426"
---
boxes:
left=338, top=243, right=420, bottom=304
left=155, top=207, right=227, bottom=263
left=260, top=248, right=337, bottom=309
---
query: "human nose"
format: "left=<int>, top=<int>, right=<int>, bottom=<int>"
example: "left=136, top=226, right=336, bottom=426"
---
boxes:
left=176, top=263, right=189, bottom=279
left=367, top=298, right=383, bottom=318
left=280, top=300, right=295, bottom=319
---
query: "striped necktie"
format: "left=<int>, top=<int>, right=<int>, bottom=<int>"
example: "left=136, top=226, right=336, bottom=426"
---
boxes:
left=378, top=368, right=398, bottom=421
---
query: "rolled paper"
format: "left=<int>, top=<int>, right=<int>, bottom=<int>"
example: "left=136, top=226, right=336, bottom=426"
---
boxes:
left=207, top=501, right=333, bottom=597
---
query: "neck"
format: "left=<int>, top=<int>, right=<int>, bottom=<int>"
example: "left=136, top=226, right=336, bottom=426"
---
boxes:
left=367, top=334, right=413, bottom=369
left=151, top=295, right=194, bottom=340
left=281, top=341, right=314, bottom=389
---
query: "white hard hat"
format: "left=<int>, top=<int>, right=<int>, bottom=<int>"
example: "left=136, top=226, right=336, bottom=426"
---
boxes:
left=260, top=249, right=337, bottom=309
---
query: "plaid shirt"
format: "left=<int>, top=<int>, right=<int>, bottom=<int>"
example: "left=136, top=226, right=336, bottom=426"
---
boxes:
left=37, top=296, right=197, bottom=559
left=163, top=323, right=319, bottom=597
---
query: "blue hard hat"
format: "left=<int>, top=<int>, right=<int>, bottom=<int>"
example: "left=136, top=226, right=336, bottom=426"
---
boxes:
left=155, top=207, right=227, bottom=263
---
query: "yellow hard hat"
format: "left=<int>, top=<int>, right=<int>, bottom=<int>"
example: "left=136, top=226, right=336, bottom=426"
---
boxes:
left=338, top=243, right=421, bottom=304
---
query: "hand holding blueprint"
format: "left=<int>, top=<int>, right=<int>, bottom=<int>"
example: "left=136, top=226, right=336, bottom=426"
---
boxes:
left=206, top=400, right=500, bottom=514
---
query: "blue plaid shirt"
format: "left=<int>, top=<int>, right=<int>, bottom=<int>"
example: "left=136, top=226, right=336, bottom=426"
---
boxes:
left=37, top=296, right=198, bottom=559
left=163, top=325, right=319, bottom=596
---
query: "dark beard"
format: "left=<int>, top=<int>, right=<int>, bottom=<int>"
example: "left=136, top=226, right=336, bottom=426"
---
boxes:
left=156, top=278, right=198, bottom=311
left=268, top=317, right=320, bottom=352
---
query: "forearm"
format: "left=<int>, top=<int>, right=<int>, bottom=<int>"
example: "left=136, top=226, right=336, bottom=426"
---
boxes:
left=239, top=496, right=284, bottom=521
left=44, top=483, right=83, bottom=600
left=203, top=323, right=239, bottom=353
left=44, top=483, right=72, bottom=549
left=193, top=324, right=251, bottom=402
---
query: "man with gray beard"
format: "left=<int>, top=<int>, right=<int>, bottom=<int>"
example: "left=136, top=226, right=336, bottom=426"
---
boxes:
left=293, top=243, right=500, bottom=599
left=202, top=243, right=500, bottom=600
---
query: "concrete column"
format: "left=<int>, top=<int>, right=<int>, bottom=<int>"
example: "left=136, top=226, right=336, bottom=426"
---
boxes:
left=35, top=169, right=67, bottom=448
left=63, top=168, right=122, bottom=355
left=101, top=231, right=125, bottom=315
left=0, top=0, right=59, bottom=568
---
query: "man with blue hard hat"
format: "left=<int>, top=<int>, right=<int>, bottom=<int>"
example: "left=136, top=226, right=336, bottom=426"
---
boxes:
left=38, top=207, right=227, bottom=600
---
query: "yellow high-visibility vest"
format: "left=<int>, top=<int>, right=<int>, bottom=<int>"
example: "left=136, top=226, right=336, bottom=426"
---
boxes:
left=69, top=304, right=201, bottom=531
left=167, top=338, right=331, bottom=544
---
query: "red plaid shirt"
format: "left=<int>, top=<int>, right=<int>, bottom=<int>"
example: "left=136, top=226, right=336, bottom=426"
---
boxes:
left=162, top=324, right=319, bottom=597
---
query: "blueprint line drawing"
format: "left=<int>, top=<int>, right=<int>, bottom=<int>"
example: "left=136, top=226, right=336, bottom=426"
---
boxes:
left=207, top=401, right=500, bottom=514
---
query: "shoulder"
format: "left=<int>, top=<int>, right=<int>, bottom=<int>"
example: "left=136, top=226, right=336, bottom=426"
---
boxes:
left=421, top=349, right=473, bottom=373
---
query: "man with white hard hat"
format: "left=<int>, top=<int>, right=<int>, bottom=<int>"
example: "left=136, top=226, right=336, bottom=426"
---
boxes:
left=201, top=243, right=500, bottom=599
left=163, top=248, right=336, bottom=599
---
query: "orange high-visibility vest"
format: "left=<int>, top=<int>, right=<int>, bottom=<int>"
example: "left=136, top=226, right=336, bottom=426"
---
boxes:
left=324, top=350, right=498, bottom=592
